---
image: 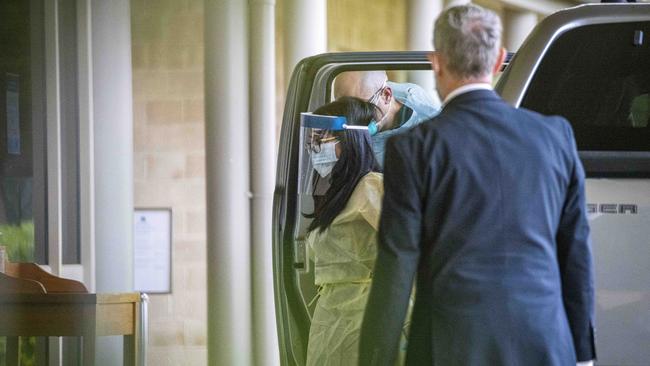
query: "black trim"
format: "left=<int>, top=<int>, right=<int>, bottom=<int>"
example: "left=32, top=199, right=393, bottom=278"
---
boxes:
left=581, top=151, right=650, bottom=177
left=274, top=60, right=310, bottom=366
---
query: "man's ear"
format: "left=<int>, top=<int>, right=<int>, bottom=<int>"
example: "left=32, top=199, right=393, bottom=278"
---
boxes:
left=381, top=85, right=393, bottom=104
left=427, top=51, right=439, bottom=74
left=492, top=47, right=507, bottom=75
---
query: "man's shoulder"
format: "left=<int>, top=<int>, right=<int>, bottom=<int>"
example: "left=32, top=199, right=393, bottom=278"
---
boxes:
left=383, top=125, right=419, bottom=160
left=516, top=105, right=568, bottom=124
left=457, top=95, right=571, bottom=134
left=409, top=110, right=457, bottom=136
left=515, top=106, right=573, bottom=138
left=388, top=102, right=573, bottom=150
left=385, top=115, right=442, bottom=157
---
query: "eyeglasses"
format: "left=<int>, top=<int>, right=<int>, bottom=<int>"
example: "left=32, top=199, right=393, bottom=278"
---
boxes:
left=305, top=134, right=337, bottom=153
left=367, top=79, right=388, bottom=105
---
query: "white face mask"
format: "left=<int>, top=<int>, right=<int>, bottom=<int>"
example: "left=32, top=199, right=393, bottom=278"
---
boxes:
left=310, top=141, right=339, bottom=177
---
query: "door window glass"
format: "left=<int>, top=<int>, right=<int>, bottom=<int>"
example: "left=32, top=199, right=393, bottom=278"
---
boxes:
left=521, top=22, right=650, bottom=151
left=298, top=69, right=441, bottom=238
left=294, top=68, right=441, bottom=313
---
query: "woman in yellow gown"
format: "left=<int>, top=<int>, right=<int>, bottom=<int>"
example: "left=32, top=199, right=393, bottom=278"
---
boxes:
left=304, top=97, right=409, bottom=366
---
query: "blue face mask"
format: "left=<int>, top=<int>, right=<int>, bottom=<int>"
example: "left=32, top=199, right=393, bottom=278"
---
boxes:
left=367, top=121, right=379, bottom=136
left=367, top=97, right=392, bottom=136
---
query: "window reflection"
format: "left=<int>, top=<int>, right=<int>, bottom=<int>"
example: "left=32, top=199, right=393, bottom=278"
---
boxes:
left=0, top=0, right=47, bottom=265
left=630, top=93, right=649, bottom=128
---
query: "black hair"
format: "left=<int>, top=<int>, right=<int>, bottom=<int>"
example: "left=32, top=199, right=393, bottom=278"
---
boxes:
left=306, top=96, right=381, bottom=233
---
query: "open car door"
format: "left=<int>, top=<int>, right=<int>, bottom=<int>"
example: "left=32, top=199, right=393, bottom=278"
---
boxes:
left=274, top=3, right=650, bottom=365
left=273, top=52, right=438, bottom=365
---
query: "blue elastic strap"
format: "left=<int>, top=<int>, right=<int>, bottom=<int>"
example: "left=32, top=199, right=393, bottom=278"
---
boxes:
left=301, top=113, right=347, bottom=131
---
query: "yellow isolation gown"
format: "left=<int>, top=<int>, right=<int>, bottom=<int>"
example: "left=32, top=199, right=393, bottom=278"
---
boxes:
left=305, top=172, right=410, bottom=366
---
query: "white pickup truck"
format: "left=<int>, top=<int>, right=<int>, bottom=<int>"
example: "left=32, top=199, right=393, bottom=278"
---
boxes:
left=273, top=3, right=650, bottom=365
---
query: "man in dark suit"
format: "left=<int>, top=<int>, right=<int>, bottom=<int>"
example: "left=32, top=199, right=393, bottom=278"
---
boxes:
left=359, top=4, right=596, bottom=366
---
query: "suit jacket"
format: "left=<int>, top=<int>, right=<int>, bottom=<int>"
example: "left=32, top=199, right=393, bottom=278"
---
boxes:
left=359, top=89, right=596, bottom=366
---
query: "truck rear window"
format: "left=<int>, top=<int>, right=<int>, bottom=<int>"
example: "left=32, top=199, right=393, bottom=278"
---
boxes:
left=521, top=22, right=650, bottom=152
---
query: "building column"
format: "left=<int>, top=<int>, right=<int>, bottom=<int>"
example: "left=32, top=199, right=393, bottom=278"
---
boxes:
left=445, top=0, right=471, bottom=8
left=91, top=0, right=134, bottom=364
left=407, top=0, right=444, bottom=96
left=408, top=0, right=444, bottom=52
left=504, top=8, right=538, bottom=52
left=283, top=0, right=327, bottom=82
left=250, top=0, right=280, bottom=365
left=205, top=0, right=252, bottom=365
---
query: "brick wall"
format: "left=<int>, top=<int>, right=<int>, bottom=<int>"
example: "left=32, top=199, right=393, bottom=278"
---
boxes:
left=327, top=0, right=407, bottom=52
left=131, top=0, right=206, bottom=365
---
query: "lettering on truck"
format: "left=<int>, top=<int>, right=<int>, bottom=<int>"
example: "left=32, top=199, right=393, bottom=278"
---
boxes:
left=587, top=203, right=638, bottom=214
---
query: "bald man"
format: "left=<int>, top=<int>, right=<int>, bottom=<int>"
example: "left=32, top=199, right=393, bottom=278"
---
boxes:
left=333, top=71, right=439, bottom=166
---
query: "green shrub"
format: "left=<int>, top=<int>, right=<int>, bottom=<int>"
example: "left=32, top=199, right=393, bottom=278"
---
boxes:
left=0, top=221, right=34, bottom=262
left=0, top=221, right=35, bottom=365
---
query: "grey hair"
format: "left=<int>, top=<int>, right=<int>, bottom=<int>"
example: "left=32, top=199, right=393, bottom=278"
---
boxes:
left=433, top=4, right=502, bottom=79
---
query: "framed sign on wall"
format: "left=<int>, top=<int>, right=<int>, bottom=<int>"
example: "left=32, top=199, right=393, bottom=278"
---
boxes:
left=133, top=208, right=172, bottom=293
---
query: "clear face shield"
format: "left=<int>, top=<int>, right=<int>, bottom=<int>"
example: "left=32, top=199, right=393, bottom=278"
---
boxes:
left=298, top=113, right=371, bottom=197
left=299, top=113, right=345, bottom=198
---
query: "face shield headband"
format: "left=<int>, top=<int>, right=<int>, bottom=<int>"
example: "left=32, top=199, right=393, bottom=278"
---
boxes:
left=300, top=113, right=371, bottom=132
left=300, top=112, right=371, bottom=181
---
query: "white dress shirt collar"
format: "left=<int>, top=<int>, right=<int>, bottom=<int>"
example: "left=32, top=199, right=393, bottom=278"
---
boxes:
left=442, top=83, right=493, bottom=106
